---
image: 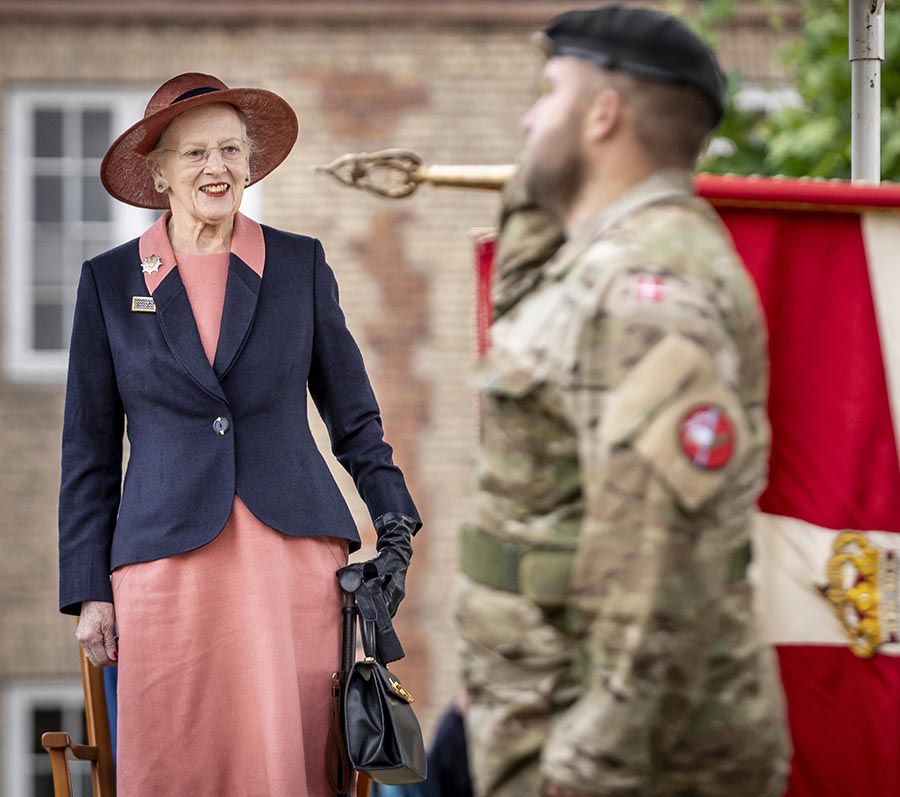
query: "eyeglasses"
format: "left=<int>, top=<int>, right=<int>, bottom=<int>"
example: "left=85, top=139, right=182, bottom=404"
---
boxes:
left=157, top=143, right=248, bottom=165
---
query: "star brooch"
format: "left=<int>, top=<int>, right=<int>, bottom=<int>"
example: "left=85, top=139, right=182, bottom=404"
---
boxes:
left=141, top=254, right=163, bottom=275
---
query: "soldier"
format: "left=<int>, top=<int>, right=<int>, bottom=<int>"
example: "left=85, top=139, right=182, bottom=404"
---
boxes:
left=457, top=6, right=790, bottom=797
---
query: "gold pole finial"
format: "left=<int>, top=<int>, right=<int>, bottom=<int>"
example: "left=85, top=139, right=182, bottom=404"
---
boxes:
left=315, top=149, right=515, bottom=197
left=313, top=149, right=425, bottom=198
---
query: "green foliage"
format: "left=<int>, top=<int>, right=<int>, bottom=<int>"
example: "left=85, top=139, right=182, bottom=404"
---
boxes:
left=664, top=0, right=745, bottom=46
left=699, top=0, right=900, bottom=179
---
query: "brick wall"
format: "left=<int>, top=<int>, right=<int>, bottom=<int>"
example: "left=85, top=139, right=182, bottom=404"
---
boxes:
left=0, top=5, right=799, bottom=746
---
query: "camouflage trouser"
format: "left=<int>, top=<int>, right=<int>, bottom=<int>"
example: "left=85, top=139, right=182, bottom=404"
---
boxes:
left=457, top=575, right=582, bottom=797
left=456, top=575, right=789, bottom=797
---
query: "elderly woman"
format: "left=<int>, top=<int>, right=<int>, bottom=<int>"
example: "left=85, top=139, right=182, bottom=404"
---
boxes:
left=58, top=72, right=420, bottom=796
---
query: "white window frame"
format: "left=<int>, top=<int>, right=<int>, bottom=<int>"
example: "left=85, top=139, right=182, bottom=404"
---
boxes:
left=4, top=86, right=264, bottom=383
left=3, top=678, right=90, bottom=797
left=5, top=87, right=156, bottom=382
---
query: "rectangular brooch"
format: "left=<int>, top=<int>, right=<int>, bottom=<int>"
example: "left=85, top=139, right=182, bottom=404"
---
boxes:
left=131, top=296, right=157, bottom=313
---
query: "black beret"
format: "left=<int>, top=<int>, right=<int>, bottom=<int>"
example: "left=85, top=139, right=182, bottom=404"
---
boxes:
left=541, top=4, right=726, bottom=124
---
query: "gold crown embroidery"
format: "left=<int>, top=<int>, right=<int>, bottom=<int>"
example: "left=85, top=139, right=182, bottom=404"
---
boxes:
left=826, top=532, right=900, bottom=658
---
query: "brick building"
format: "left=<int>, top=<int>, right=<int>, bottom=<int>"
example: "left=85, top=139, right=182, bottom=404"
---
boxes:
left=0, top=2, right=798, bottom=793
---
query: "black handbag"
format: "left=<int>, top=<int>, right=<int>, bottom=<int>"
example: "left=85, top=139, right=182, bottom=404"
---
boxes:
left=340, top=574, right=427, bottom=786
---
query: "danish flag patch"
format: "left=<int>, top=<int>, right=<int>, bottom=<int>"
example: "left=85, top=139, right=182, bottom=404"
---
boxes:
left=633, top=275, right=667, bottom=302
left=678, top=404, right=735, bottom=470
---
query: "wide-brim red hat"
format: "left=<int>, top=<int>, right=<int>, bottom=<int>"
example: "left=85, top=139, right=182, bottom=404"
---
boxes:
left=101, top=72, right=299, bottom=209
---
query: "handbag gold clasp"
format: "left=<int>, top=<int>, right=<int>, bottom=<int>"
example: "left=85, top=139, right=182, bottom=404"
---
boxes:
left=389, top=677, right=415, bottom=704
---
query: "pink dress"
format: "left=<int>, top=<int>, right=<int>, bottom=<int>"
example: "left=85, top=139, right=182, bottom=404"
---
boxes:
left=112, top=215, right=348, bottom=796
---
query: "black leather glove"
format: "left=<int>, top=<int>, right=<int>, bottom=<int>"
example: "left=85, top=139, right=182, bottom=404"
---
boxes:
left=337, top=512, right=419, bottom=617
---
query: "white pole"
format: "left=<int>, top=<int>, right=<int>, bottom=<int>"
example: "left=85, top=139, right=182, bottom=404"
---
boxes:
left=850, top=0, right=885, bottom=183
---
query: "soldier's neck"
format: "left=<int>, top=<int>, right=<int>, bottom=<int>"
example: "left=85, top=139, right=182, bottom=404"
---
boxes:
left=564, top=159, right=658, bottom=234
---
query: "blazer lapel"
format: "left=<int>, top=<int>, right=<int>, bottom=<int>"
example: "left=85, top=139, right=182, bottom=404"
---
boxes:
left=138, top=210, right=265, bottom=396
left=153, top=268, right=228, bottom=402
left=213, top=254, right=262, bottom=381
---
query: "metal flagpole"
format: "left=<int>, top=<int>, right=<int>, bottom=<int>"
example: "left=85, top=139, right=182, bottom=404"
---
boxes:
left=850, top=0, right=885, bottom=182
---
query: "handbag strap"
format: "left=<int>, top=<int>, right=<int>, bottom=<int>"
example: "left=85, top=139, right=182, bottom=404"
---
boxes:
left=326, top=673, right=352, bottom=795
left=360, top=615, right=378, bottom=660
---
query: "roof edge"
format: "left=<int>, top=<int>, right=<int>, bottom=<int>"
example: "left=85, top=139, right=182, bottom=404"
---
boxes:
left=0, top=1, right=802, bottom=27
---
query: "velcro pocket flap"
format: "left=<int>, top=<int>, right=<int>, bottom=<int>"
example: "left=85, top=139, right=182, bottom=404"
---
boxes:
left=634, top=378, right=748, bottom=511
left=601, top=333, right=748, bottom=510
left=601, top=333, right=715, bottom=447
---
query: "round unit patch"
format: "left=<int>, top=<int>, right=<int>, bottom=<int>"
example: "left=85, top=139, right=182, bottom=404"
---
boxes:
left=678, top=404, right=735, bottom=470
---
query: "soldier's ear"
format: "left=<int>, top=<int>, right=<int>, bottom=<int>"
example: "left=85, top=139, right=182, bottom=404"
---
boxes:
left=583, top=87, right=621, bottom=144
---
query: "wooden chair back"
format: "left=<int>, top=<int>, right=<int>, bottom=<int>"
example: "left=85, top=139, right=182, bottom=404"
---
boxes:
left=41, top=646, right=116, bottom=797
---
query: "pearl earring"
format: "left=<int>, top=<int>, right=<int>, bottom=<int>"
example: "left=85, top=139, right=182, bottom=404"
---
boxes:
left=156, top=182, right=166, bottom=193
left=244, top=176, right=251, bottom=186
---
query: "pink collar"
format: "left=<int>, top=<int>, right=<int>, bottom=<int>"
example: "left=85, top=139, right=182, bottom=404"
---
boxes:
left=138, top=211, right=265, bottom=294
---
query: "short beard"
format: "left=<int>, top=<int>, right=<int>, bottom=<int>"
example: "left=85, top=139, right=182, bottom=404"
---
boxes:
left=523, top=146, right=586, bottom=223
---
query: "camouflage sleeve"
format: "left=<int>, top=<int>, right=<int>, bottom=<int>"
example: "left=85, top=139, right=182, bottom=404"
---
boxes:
left=540, top=263, right=758, bottom=794
left=492, top=166, right=565, bottom=320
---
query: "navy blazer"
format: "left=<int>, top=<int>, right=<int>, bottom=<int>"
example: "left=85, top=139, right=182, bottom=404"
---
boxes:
left=58, top=226, right=419, bottom=615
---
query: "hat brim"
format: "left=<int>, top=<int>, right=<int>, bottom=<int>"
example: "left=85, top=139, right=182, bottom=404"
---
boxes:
left=100, top=87, right=299, bottom=210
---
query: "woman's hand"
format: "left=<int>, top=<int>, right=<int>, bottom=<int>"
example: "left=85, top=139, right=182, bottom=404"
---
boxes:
left=76, top=600, right=118, bottom=667
left=336, top=513, right=418, bottom=617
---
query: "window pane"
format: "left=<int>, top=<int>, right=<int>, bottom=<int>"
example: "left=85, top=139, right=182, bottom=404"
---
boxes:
left=34, top=109, right=63, bottom=157
left=35, top=772, right=56, bottom=797
left=33, top=225, right=65, bottom=286
left=33, top=302, right=64, bottom=351
left=34, top=175, right=64, bottom=222
left=72, top=761, right=93, bottom=797
left=63, top=302, right=77, bottom=348
left=82, top=176, right=110, bottom=222
left=83, top=233, right=115, bottom=265
left=32, top=708, right=62, bottom=754
left=82, top=110, right=111, bottom=158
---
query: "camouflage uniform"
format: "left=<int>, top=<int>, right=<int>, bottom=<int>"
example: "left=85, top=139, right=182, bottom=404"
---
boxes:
left=457, top=170, right=790, bottom=797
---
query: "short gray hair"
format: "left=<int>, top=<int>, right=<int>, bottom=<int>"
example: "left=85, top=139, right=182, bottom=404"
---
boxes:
left=144, top=104, right=254, bottom=174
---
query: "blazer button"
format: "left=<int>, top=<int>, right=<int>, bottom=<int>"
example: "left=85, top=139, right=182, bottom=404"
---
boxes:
left=213, top=416, right=230, bottom=435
